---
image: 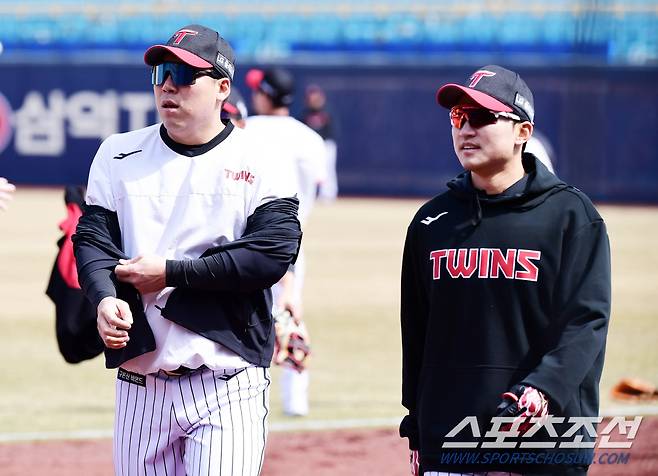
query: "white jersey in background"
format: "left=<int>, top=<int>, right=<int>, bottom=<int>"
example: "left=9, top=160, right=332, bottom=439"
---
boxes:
left=244, top=115, right=326, bottom=225
left=244, top=114, right=325, bottom=417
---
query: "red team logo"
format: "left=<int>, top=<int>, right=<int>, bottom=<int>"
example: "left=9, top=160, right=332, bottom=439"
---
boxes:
left=468, top=70, right=496, bottom=88
left=171, top=29, right=198, bottom=45
left=224, top=168, right=255, bottom=184
left=430, top=248, right=541, bottom=281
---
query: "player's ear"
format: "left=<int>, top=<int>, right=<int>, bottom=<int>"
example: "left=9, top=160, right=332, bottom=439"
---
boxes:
left=217, top=78, right=231, bottom=103
left=515, top=121, right=533, bottom=147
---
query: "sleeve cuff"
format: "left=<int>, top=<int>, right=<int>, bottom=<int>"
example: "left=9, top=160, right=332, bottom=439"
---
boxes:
left=165, top=259, right=182, bottom=287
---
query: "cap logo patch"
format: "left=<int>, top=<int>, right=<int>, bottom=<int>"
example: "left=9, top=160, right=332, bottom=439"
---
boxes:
left=216, top=52, right=235, bottom=78
left=172, top=29, right=198, bottom=45
left=514, top=93, right=535, bottom=122
left=468, top=70, right=496, bottom=88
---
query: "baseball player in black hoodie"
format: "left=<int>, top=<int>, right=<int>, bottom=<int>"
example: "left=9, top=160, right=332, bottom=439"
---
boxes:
left=400, top=65, right=611, bottom=476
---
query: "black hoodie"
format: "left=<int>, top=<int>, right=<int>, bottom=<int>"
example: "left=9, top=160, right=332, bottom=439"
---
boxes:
left=400, top=155, right=611, bottom=474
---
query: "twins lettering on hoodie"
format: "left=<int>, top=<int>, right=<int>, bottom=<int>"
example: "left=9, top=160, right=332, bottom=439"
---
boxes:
left=429, top=248, right=541, bottom=281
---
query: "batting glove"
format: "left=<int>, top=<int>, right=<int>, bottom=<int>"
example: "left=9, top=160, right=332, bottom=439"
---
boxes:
left=496, top=384, right=549, bottom=434
left=409, top=450, right=419, bottom=476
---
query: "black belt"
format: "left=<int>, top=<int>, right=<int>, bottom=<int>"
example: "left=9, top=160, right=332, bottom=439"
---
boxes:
left=163, top=365, right=208, bottom=376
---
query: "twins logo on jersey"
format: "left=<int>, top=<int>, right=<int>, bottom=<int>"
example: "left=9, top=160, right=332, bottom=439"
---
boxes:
left=224, top=168, right=255, bottom=184
left=429, top=248, right=541, bottom=282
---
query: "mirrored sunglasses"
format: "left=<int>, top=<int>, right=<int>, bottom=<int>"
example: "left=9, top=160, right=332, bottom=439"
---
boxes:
left=151, top=62, right=220, bottom=86
left=450, top=106, right=521, bottom=129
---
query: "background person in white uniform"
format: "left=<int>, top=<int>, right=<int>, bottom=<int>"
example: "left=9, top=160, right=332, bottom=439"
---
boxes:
left=245, top=67, right=326, bottom=417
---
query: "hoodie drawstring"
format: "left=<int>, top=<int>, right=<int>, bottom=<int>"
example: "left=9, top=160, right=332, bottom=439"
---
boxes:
left=472, top=194, right=483, bottom=227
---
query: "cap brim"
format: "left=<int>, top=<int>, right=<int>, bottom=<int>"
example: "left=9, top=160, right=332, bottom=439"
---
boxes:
left=144, top=45, right=212, bottom=68
left=436, top=84, right=512, bottom=112
left=246, top=69, right=264, bottom=90
left=223, top=102, right=239, bottom=115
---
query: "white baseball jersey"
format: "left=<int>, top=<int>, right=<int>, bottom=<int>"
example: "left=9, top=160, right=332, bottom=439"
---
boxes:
left=244, top=115, right=325, bottom=225
left=525, top=136, right=555, bottom=173
left=244, top=115, right=325, bottom=417
left=86, top=122, right=294, bottom=375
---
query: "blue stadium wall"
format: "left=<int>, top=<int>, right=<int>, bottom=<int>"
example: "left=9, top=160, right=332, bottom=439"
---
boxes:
left=0, top=63, right=656, bottom=203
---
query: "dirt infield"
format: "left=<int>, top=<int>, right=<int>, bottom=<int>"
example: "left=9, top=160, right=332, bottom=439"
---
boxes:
left=1, top=418, right=656, bottom=475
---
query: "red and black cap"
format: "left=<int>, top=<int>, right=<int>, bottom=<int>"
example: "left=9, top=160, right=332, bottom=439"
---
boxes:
left=246, top=67, right=294, bottom=107
left=144, top=24, right=235, bottom=80
left=437, top=65, right=535, bottom=123
left=221, top=88, right=248, bottom=121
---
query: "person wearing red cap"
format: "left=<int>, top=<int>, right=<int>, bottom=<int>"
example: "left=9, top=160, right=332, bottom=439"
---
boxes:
left=245, top=67, right=326, bottom=417
left=222, top=88, right=249, bottom=129
left=400, top=65, right=611, bottom=475
left=73, top=24, right=302, bottom=475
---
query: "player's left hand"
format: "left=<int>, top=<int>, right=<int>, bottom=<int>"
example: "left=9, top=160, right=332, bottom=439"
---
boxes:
left=115, top=255, right=166, bottom=294
left=495, top=384, right=549, bottom=434
left=272, top=307, right=310, bottom=371
left=277, top=299, right=303, bottom=324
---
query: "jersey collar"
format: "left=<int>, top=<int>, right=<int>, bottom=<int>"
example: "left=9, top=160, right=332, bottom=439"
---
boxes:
left=159, top=121, right=234, bottom=157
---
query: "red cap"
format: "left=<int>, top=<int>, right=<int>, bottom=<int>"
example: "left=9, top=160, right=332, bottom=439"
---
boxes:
left=246, top=69, right=265, bottom=90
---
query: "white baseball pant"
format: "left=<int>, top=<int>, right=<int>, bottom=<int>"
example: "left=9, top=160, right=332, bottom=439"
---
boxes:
left=113, top=366, right=270, bottom=476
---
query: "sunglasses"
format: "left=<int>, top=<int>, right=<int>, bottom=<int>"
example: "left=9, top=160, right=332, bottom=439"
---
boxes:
left=450, top=106, right=521, bottom=129
left=151, top=62, right=221, bottom=86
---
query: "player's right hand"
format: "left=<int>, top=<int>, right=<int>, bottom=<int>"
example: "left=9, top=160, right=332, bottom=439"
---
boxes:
left=97, top=296, right=133, bottom=349
left=409, top=449, right=419, bottom=476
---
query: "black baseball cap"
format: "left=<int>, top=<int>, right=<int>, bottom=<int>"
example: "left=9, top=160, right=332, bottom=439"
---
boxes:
left=246, top=67, right=294, bottom=107
left=144, top=24, right=236, bottom=80
left=436, top=65, right=535, bottom=123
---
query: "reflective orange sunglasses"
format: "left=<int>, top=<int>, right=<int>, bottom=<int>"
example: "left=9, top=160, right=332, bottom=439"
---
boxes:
left=450, top=106, right=521, bottom=129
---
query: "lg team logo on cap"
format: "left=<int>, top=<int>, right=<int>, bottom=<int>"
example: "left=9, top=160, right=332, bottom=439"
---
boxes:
left=172, top=29, right=198, bottom=45
left=514, top=93, right=535, bottom=122
left=216, top=53, right=235, bottom=79
left=0, top=93, right=14, bottom=155
left=468, top=70, right=496, bottom=88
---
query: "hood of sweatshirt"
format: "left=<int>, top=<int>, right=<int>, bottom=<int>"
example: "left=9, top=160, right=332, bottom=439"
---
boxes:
left=446, top=153, right=569, bottom=228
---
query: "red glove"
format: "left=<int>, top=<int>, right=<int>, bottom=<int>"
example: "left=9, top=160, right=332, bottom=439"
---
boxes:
left=409, top=450, right=419, bottom=476
left=496, top=384, right=549, bottom=434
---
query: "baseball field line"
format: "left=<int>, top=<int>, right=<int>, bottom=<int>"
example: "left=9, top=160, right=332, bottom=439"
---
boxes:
left=0, top=417, right=400, bottom=443
left=2, top=407, right=658, bottom=443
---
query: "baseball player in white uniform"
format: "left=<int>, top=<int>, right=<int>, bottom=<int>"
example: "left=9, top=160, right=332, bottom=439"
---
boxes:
left=72, top=25, right=301, bottom=476
left=245, top=67, right=326, bottom=417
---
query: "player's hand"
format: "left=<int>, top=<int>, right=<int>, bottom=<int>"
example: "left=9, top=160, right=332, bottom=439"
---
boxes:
left=278, top=299, right=303, bottom=324
left=409, top=449, right=419, bottom=476
left=275, top=271, right=302, bottom=323
left=495, top=384, right=549, bottom=434
left=0, top=177, right=16, bottom=211
left=115, top=255, right=166, bottom=294
left=97, top=296, right=133, bottom=349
